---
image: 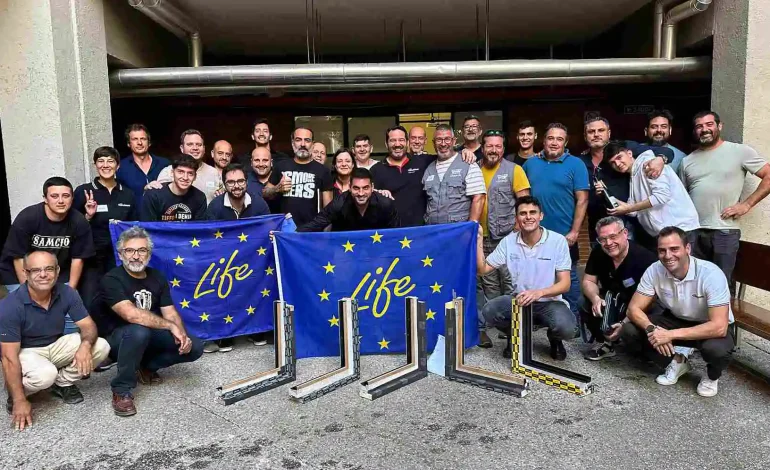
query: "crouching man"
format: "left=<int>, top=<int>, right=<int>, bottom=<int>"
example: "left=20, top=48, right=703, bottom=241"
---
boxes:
left=0, top=251, right=110, bottom=431
left=622, top=226, right=734, bottom=397
left=97, top=227, right=203, bottom=416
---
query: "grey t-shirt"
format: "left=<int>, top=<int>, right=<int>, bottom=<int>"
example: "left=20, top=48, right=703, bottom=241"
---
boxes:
left=679, top=141, right=767, bottom=229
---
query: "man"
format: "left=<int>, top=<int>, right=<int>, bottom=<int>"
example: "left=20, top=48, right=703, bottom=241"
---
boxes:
left=0, top=177, right=95, bottom=336
left=578, top=115, right=671, bottom=244
left=409, top=126, right=428, bottom=156
left=96, top=227, right=204, bottom=416
left=117, top=124, right=170, bottom=209
left=478, top=196, right=576, bottom=360
left=311, top=141, right=327, bottom=165
left=140, top=154, right=208, bottom=222
left=423, top=124, right=486, bottom=225
left=298, top=168, right=399, bottom=232
left=679, top=110, right=770, bottom=287
left=622, top=226, right=734, bottom=397
left=477, top=130, right=531, bottom=348
left=353, top=134, right=378, bottom=170
left=522, top=123, right=589, bottom=320
left=580, top=217, right=657, bottom=360
left=210, top=140, right=233, bottom=176
left=506, top=120, right=538, bottom=167
left=263, top=127, right=334, bottom=227
left=247, top=146, right=273, bottom=194
left=208, top=163, right=270, bottom=221
left=152, top=130, right=221, bottom=203
left=458, top=115, right=485, bottom=162
left=0, top=251, right=110, bottom=430
left=645, top=109, right=687, bottom=175
left=237, top=118, right=289, bottom=171
left=603, top=141, right=700, bottom=250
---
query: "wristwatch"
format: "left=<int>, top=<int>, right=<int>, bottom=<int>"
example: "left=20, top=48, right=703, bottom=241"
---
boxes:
left=645, top=324, right=656, bottom=334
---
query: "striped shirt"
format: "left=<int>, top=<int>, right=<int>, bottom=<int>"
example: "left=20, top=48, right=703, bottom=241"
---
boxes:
left=435, top=154, right=487, bottom=196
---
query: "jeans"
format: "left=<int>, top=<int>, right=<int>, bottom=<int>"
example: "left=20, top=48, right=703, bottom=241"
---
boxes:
left=476, top=237, right=513, bottom=330
left=564, top=242, right=581, bottom=322
left=482, top=296, right=576, bottom=341
left=690, top=228, right=741, bottom=295
left=620, top=310, right=734, bottom=380
left=107, top=324, right=204, bottom=395
left=5, top=283, right=78, bottom=334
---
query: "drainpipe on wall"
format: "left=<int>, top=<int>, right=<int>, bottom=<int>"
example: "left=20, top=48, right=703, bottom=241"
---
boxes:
left=660, top=0, right=713, bottom=60
left=128, top=0, right=202, bottom=67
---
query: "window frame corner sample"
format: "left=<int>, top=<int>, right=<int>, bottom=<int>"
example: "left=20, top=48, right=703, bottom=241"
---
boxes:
left=218, top=300, right=296, bottom=405
left=289, top=297, right=361, bottom=403
left=511, top=300, right=594, bottom=396
left=360, top=296, right=428, bottom=400
left=444, top=297, right=529, bottom=397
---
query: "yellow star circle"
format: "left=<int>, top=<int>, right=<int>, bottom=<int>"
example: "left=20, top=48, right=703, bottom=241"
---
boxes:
left=370, top=232, right=383, bottom=243
left=426, top=309, right=436, bottom=320
left=430, top=282, right=442, bottom=293
left=261, top=288, right=270, bottom=297
left=238, top=233, right=248, bottom=242
left=199, top=312, right=210, bottom=322
left=257, top=246, right=267, bottom=256
left=173, top=255, right=184, bottom=265
left=378, top=338, right=390, bottom=349
left=328, top=315, right=340, bottom=327
left=189, top=238, right=201, bottom=248
left=318, top=289, right=330, bottom=301
left=214, top=230, right=224, bottom=239
left=180, top=299, right=190, bottom=308
left=400, top=237, right=412, bottom=249
left=170, top=278, right=181, bottom=288
left=246, top=305, right=255, bottom=315
left=323, top=262, right=335, bottom=274
left=265, top=267, right=274, bottom=275
left=421, top=256, right=434, bottom=267
left=342, top=240, right=355, bottom=252
left=224, top=315, right=234, bottom=324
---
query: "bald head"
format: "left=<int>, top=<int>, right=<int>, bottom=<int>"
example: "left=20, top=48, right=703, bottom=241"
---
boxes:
left=23, top=251, right=59, bottom=292
left=251, top=146, right=272, bottom=178
left=409, top=126, right=427, bottom=154
left=211, top=140, right=233, bottom=169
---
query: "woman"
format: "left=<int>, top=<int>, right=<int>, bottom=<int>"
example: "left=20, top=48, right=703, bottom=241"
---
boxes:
left=73, top=147, right=138, bottom=311
left=331, top=148, right=356, bottom=195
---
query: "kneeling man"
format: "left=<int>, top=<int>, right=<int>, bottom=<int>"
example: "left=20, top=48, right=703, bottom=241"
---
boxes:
left=97, top=227, right=203, bottom=416
left=622, top=226, right=734, bottom=397
left=0, top=251, right=110, bottom=431
left=478, top=196, right=576, bottom=360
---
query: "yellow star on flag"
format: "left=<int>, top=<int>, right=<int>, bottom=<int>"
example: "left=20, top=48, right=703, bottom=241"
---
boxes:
left=426, top=309, right=436, bottom=320
left=180, top=299, right=190, bottom=308
left=238, top=232, right=248, bottom=242
left=189, top=238, right=201, bottom=248
left=370, top=231, right=383, bottom=243
left=400, top=237, right=412, bottom=249
left=173, top=255, right=184, bottom=265
left=265, top=267, right=274, bottom=275
left=214, top=230, right=223, bottom=239
left=257, top=246, right=267, bottom=256
left=378, top=338, right=390, bottom=349
left=224, top=315, right=234, bottom=324
left=170, top=278, right=181, bottom=288
left=318, top=289, right=330, bottom=301
left=199, top=312, right=209, bottom=322
left=421, top=256, right=434, bottom=267
left=328, top=315, right=340, bottom=327
left=430, top=282, right=442, bottom=293
left=261, top=288, right=270, bottom=297
left=323, top=262, right=335, bottom=274
left=342, top=240, right=355, bottom=252
left=246, top=305, right=255, bottom=315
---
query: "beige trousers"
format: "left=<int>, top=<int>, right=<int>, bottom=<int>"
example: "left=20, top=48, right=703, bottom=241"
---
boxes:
left=18, top=333, right=110, bottom=395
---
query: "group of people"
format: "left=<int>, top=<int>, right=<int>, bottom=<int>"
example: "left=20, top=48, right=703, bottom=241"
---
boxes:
left=1, top=109, right=768, bottom=430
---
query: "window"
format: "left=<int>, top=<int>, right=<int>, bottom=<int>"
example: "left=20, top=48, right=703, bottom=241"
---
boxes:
left=347, top=116, right=396, bottom=157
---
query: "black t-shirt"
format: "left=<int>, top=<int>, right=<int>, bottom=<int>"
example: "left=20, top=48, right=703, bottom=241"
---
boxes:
left=505, top=153, right=536, bottom=167
left=584, top=241, right=658, bottom=303
left=370, top=154, right=434, bottom=227
left=73, top=179, right=137, bottom=255
left=140, top=183, right=208, bottom=222
left=0, top=203, right=95, bottom=284
left=268, top=159, right=333, bottom=227
left=95, top=266, right=174, bottom=335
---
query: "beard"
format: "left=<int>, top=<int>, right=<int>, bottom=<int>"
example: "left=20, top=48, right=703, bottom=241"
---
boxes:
left=123, top=260, right=148, bottom=273
left=294, top=147, right=310, bottom=160
left=649, top=133, right=668, bottom=146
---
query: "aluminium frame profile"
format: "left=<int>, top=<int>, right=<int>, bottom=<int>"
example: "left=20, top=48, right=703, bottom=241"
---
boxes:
left=289, top=298, right=361, bottom=403
left=511, top=300, right=594, bottom=396
left=444, top=297, right=529, bottom=397
left=218, top=300, right=296, bottom=405
left=360, top=296, right=428, bottom=400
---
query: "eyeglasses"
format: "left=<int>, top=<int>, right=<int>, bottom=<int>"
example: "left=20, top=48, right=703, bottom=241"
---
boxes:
left=25, top=266, right=57, bottom=276
left=122, top=248, right=150, bottom=256
left=463, top=125, right=480, bottom=131
left=434, top=137, right=454, bottom=144
left=484, top=130, right=504, bottom=137
left=597, top=231, right=625, bottom=244
left=225, top=179, right=247, bottom=187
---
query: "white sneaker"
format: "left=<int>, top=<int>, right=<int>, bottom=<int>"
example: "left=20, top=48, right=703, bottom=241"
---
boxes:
left=656, top=358, right=692, bottom=385
left=697, top=377, right=719, bottom=397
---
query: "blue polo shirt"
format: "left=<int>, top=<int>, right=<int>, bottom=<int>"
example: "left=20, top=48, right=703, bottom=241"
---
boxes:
left=116, top=154, right=170, bottom=209
left=0, top=284, right=88, bottom=348
left=523, top=152, right=590, bottom=235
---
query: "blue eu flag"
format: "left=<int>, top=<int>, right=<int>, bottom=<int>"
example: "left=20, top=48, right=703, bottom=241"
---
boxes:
left=109, top=215, right=294, bottom=340
left=274, top=222, right=479, bottom=358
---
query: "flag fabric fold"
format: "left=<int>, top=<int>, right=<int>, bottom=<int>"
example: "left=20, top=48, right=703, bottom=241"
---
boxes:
left=274, top=222, right=479, bottom=358
left=109, top=215, right=294, bottom=341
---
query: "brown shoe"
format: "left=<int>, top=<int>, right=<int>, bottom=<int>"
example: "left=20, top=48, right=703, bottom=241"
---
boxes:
left=112, top=392, right=137, bottom=417
left=137, top=369, right=162, bottom=385
left=478, top=331, right=493, bottom=349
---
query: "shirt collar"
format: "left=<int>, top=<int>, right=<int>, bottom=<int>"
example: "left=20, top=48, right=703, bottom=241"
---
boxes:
left=539, top=152, right=569, bottom=163
left=91, top=177, right=122, bottom=191
left=664, top=255, right=697, bottom=281
left=224, top=192, right=252, bottom=209
left=386, top=156, right=410, bottom=168
left=516, top=227, right=548, bottom=247
left=19, top=283, right=60, bottom=306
